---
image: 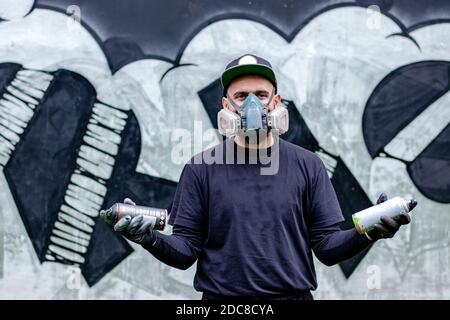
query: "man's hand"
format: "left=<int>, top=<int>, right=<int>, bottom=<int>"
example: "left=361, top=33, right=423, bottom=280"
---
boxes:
left=103, top=198, right=155, bottom=246
left=365, top=193, right=411, bottom=241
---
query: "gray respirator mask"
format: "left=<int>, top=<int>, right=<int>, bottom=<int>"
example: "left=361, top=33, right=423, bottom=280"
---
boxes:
left=217, top=89, right=289, bottom=137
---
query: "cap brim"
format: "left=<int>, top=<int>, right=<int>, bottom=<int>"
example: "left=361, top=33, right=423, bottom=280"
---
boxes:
left=221, top=64, right=277, bottom=94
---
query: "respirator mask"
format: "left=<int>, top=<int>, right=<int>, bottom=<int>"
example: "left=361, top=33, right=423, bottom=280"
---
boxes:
left=217, top=89, right=289, bottom=138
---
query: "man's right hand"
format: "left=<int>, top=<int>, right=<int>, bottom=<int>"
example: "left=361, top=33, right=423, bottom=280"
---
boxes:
left=100, top=198, right=156, bottom=246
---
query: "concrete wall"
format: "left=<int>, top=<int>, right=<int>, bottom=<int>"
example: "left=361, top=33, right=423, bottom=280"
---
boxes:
left=0, top=0, right=448, bottom=299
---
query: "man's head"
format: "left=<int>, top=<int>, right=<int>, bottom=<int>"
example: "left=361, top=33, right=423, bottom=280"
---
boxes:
left=217, top=54, right=288, bottom=141
left=220, top=54, right=281, bottom=112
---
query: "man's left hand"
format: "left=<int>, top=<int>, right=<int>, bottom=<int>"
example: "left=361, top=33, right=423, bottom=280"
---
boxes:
left=366, top=193, right=411, bottom=241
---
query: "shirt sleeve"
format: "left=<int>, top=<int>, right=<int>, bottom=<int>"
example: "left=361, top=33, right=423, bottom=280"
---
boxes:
left=142, top=162, right=207, bottom=270
left=168, top=163, right=207, bottom=233
left=307, top=157, right=345, bottom=231
left=142, top=223, right=204, bottom=270
left=308, top=222, right=373, bottom=266
left=306, top=157, right=374, bottom=266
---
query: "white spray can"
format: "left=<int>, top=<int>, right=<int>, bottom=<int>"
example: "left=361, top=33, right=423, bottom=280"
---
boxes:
left=352, top=196, right=417, bottom=234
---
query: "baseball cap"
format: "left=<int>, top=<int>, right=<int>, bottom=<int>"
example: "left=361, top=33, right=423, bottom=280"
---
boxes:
left=220, top=54, right=277, bottom=96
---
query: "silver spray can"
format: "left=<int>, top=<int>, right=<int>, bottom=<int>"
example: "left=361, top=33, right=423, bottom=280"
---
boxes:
left=101, top=203, right=167, bottom=231
left=352, top=196, right=417, bottom=234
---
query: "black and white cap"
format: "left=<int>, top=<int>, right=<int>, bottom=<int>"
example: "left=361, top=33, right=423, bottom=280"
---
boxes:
left=220, top=54, right=277, bottom=96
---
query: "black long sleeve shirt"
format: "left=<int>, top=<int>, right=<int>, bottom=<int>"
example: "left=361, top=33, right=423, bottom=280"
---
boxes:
left=142, top=137, right=374, bottom=296
left=143, top=222, right=373, bottom=270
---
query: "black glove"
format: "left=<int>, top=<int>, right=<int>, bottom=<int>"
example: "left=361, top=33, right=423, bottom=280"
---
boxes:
left=365, top=193, right=411, bottom=241
left=102, top=198, right=155, bottom=246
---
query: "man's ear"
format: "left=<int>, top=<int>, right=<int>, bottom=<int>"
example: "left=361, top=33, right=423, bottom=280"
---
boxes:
left=221, top=96, right=229, bottom=109
left=268, top=93, right=282, bottom=111
left=274, top=93, right=282, bottom=106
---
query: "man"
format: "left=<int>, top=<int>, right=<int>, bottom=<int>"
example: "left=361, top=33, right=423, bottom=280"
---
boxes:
left=101, top=54, right=411, bottom=300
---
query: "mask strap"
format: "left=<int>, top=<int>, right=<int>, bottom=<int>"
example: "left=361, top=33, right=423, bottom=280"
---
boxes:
left=266, top=87, right=276, bottom=107
left=226, top=95, right=242, bottom=112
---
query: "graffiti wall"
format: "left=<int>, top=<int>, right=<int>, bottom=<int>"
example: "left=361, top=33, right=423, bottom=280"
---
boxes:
left=0, top=0, right=448, bottom=299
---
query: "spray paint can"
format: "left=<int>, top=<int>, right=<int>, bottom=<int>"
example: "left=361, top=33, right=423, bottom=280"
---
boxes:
left=352, top=196, right=417, bottom=234
left=101, top=203, right=167, bottom=231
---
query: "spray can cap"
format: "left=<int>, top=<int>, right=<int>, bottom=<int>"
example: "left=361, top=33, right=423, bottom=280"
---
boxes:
left=407, top=199, right=418, bottom=212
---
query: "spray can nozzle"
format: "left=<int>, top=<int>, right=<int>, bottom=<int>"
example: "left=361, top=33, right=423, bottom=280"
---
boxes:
left=407, top=199, right=418, bottom=211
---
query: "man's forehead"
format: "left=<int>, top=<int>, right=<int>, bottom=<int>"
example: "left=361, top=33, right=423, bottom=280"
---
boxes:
left=227, top=75, right=274, bottom=93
